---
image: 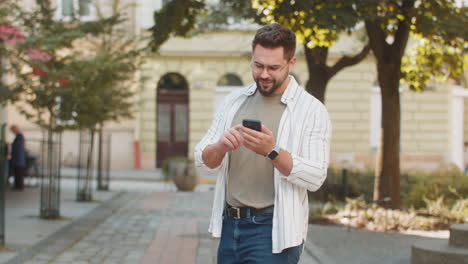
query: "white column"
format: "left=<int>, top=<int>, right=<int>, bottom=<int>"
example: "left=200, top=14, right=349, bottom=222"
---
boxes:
left=369, top=86, right=381, bottom=152
left=451, top=86, right=467, bottom=170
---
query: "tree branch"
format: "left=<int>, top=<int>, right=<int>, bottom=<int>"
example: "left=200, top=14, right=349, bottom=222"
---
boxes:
left=392, top=0, right=415, bottom=57
left=304, top=44, right=328, bottom=67
left=365, top=19, right=388, bottom=60
left=392, top=20, right=410, bottom=58
left=329, top=43, right=371, bottom=78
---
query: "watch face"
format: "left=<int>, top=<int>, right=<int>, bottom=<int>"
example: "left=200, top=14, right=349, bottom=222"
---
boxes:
left=268, top=150, right=279, bottom=160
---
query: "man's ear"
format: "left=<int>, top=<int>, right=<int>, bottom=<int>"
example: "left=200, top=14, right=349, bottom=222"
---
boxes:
left=289, top=56, right=297, bottom=69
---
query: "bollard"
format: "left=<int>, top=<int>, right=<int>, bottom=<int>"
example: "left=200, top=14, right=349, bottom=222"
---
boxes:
left=0, top=123, right=7, bottom=245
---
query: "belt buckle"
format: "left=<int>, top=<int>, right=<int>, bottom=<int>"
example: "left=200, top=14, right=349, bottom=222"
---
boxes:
left=232, top=206, right=241, bottom=219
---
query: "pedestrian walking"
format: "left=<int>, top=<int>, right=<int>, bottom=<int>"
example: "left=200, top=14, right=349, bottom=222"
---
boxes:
left=195, top=24, right=332, bottom=263
left=10, top=125, right=26, bottom=190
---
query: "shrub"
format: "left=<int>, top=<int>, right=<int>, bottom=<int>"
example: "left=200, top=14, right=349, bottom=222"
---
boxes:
left=312, top=164, right=468, bottom=210
left=310, top=167, right=374, bottom=202
left=326, top=196, right=467, bottom=231
left=403, top=164, right=468, bottom=209
left=311, top=164, right=468, bottom=231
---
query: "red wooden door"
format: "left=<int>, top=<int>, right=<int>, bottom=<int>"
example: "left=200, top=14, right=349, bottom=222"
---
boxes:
left=156, top=75, right=189, bottom=168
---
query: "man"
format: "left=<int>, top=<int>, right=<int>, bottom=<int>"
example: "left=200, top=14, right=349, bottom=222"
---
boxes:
left=195, top=24, right=331, bottom=263
left=10, top=125, right=26, bottom=190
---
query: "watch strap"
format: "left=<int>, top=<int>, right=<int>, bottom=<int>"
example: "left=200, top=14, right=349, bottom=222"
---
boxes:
left=266, top=145, right=280, bottom=161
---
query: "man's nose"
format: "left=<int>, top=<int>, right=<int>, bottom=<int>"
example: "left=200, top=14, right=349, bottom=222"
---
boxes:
left=259, top=67, right=270, bottom=78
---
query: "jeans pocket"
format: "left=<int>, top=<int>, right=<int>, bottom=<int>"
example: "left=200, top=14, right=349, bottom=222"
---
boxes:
left=252, top=213, right=273, bottom=225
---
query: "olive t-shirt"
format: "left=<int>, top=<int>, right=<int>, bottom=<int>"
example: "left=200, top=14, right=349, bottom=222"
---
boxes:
left=226, top=89, right=286, bottom=209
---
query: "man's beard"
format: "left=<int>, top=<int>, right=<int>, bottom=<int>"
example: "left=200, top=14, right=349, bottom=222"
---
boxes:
left=256, top=78, right=280, bottom=96
left=255, top=74, right=289, bottom=96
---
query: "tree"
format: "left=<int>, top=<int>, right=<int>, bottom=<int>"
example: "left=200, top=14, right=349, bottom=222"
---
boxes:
left=250, top=0, right=371, bottom=103
left=356, top=0, right=467, bottom=208
left=66, top=50, right=138, bottom=200
left=66, top=0, right=142, bottom=196
left=149, top=0, right=205, bottom=52
left=5, top=0, right=116, bottom=132
left=5, top=0, right=116, bottom=218
left=402, top=35, right=467, bottom=91
left=0, top=1, right=23, bottom=102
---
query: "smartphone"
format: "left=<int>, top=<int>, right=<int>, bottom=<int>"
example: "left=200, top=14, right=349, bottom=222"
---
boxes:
left=242, top=118, right=262, bottom=132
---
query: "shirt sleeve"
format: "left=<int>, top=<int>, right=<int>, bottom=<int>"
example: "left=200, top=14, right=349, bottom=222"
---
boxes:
left=194, top=95, right=231, bottom=171
left=284, top=104, right=332, bottom=192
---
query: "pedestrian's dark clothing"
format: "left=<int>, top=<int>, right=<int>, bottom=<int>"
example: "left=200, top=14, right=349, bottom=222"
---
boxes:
left=11, top=133, right=26, bottom=190
left=12, top=167, right=25, bottom=190
left=11, top=133, right=26, bottom=167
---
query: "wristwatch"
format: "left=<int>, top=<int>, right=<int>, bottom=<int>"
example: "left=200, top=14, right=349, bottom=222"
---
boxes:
left=266, top=145, right=280, bottom=161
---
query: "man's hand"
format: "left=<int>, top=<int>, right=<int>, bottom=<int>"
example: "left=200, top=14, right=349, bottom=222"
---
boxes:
left=238, top=125, right=275, bottom=156
left=218, top=125, right=244, bottom=152
left=202, top=125, right=244, bottom=169
left=239, top=125, right=293, bottom=176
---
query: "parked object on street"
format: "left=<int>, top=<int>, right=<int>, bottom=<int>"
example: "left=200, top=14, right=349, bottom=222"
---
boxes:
left=25, top=151, right=39, bottom=187
left=162, top=156, right=199, bottom=191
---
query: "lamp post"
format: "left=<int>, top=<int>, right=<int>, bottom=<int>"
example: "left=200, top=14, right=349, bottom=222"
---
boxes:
left=0, top=123, right=6, bottom=245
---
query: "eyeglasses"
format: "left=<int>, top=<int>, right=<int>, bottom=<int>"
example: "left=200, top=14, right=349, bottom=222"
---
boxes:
left=251, top=60, right=290, bottom=75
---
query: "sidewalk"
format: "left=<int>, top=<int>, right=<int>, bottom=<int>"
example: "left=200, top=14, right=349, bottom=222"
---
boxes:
left=0, top=176, right=449, bottom=264
left=59, top=167, right=217, bottom=184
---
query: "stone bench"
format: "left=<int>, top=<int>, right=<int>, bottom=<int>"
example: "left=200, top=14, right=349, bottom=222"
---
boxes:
left=412, top=224, right=468, bottom=264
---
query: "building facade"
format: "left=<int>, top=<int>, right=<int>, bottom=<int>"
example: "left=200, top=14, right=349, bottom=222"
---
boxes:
left=5, top=0, right=467, bottom=172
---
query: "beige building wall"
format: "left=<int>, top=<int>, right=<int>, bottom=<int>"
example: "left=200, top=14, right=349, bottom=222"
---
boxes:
left=138, top=54, right=252, bottom=168
left=138, top=31, right=379, bottom=169
left=7, top=1, right=463, bottom=171
left=325, top=58, right=376, bottom=168
left=464, top=97, right=468, bottom=141
left=400, top=84, right=450, bottom=169
left=138, top=30, right=459, bottom=171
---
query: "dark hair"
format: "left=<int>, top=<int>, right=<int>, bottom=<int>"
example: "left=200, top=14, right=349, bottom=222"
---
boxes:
left=252, top=24, right=296, bottom=60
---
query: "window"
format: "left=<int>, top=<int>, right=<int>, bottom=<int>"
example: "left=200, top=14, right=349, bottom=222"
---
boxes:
left=56, top=0, right=95, bottom=21
left=214, top=73, right=244, bottom=112
left=217, top=73, right=243, bottom=87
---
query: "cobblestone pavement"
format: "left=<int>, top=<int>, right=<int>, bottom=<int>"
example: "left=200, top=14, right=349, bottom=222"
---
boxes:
left=6, top=186, right=320, bottom=264
left=2, top=179, right=450, bottom=264
left=7, top=190, right=218, bottom=264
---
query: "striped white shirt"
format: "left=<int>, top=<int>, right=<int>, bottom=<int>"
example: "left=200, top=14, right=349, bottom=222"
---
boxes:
left=194, top=76, right=332, bottom=253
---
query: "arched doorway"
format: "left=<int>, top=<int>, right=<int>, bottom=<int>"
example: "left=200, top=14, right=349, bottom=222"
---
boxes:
left=156, top=73, right=189, bottom=167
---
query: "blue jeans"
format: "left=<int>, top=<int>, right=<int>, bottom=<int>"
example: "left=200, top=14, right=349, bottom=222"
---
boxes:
left=217, top=212, right=303, bottom=264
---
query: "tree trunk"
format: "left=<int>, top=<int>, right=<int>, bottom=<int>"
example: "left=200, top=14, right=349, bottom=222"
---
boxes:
left=84, top=129, right=95, bottom=199
left=374, top=59, right=401, bottom=209
left=40, top=113, right=61, bottom=219
left=304, top=45, right=330, bottom=104
left=305, top=68, right=329, bottom=104
left=365, top=4, right=412, bottom=209
left=97, top=125, right=104, bottom=190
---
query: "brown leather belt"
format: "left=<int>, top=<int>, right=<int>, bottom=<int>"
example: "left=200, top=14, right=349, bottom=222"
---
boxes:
left=224, top=204, right=274, bottom=219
